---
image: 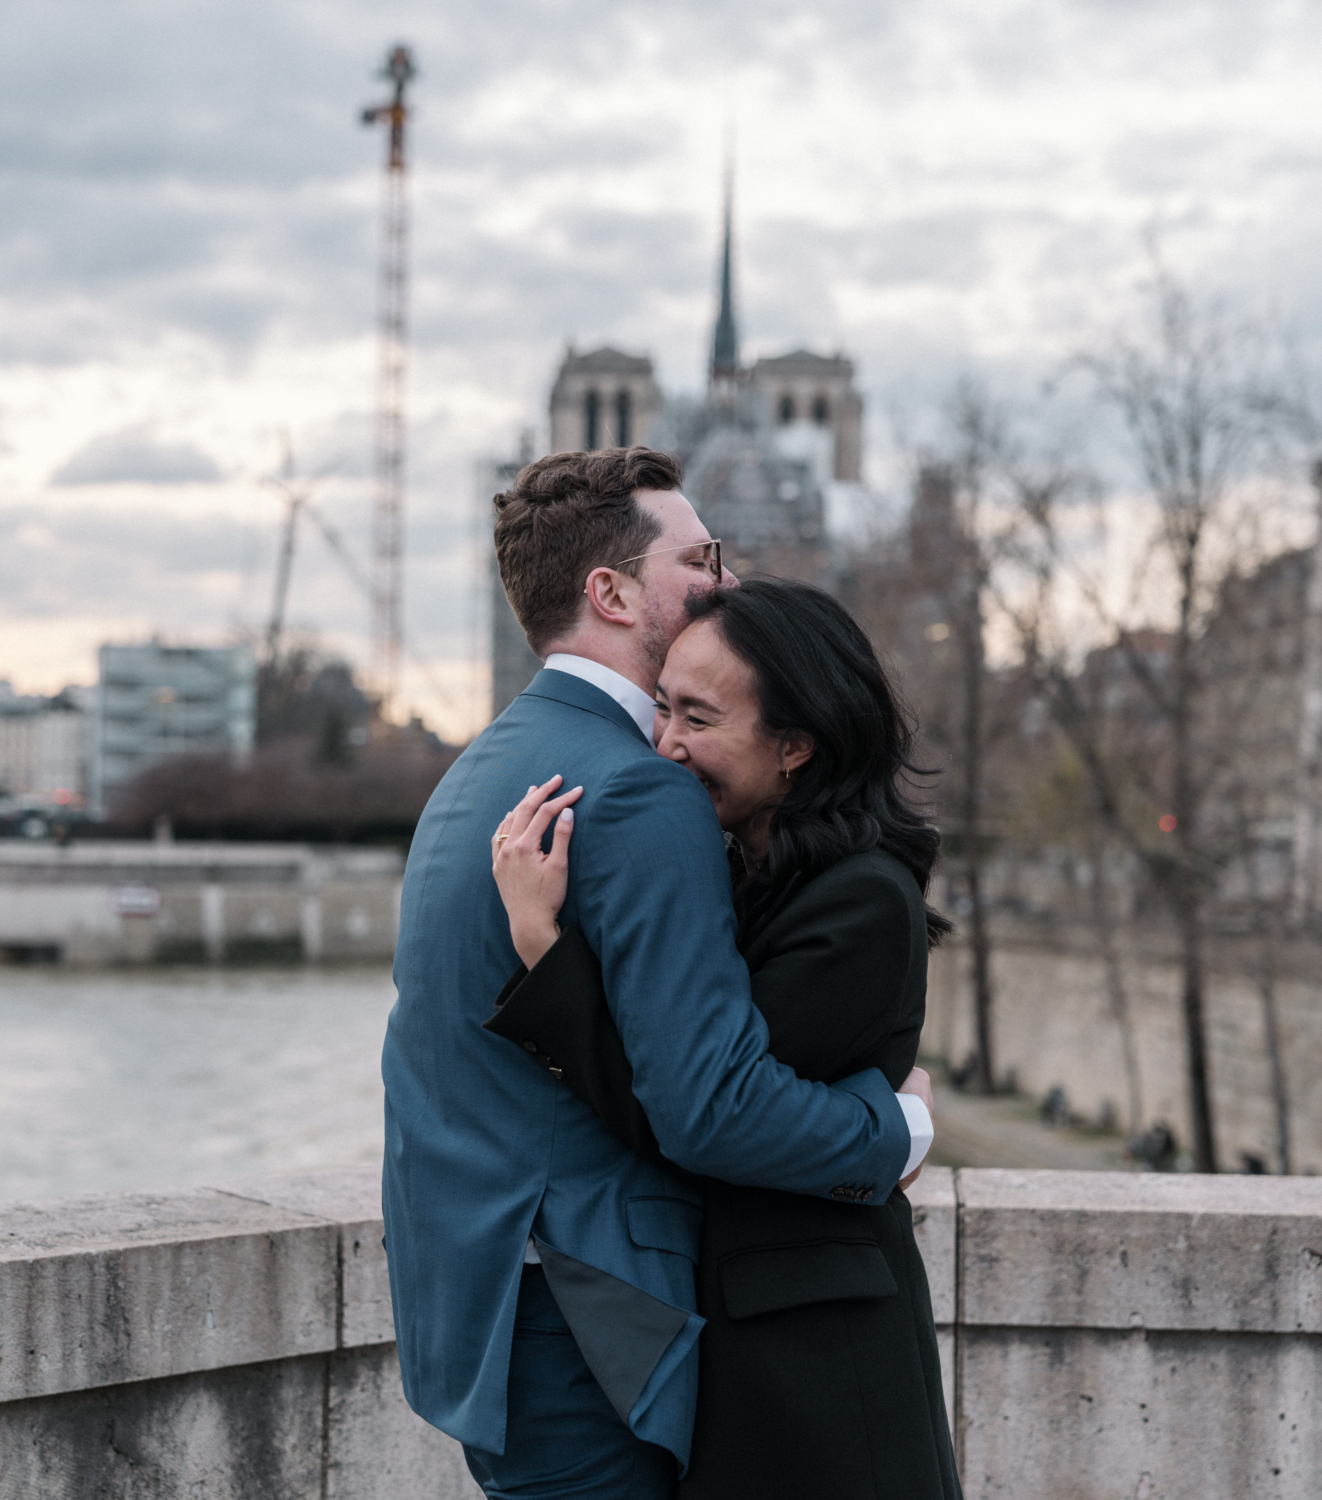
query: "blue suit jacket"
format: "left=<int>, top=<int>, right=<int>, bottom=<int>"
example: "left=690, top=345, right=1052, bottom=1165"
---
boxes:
left=382, top=669, right=910, bottom=1470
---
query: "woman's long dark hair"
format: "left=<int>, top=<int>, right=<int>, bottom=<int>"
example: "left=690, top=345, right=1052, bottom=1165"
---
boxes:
left=687, top=578, right=952, bottom=948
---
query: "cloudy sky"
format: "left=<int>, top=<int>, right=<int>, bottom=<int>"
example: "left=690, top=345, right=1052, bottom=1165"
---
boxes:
left=4, top=0, right=1322, bottom=735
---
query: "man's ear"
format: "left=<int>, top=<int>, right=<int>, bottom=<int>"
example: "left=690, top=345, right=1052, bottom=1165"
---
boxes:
left=582, top=567, right=638, bottom=627
left=782, top=733, right=815, bottom=774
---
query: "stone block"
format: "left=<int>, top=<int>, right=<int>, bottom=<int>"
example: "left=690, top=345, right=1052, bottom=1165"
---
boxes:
left=327, top=1344, right=483, bottom=1500
left=957, top=1170, right=1322, bottom=1332
left=0, top=1187, right=337, bottom=1401
left=222, top=1168, right=394, bottom=1347
left=908, top=1165, right=956, bottom=1326
left=958, top=1325, right=1321, bottom=1500
left=0, top=1354, right=325, bottom=1500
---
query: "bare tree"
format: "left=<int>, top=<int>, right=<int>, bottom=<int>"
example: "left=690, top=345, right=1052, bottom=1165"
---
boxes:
left=1087, top=810, right=1145, bottom=1137
left=912, top=386, right=1033, bottom=1095
left=1013, top=271, right=1289, bottom=1171
left=1292, top=462, right=1322, bottom=924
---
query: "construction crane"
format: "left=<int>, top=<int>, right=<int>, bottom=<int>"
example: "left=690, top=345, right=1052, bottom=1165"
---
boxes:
left=361, top=44, right=416, bottom=721
left=258, top=428, right=461, bottom=729
left=264, top=433, right=310, bottom=668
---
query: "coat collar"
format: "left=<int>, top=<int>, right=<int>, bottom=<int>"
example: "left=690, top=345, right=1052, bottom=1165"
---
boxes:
left=520, top=668, right=651, bottom=746
left=738, top=869, right=804, bottom=954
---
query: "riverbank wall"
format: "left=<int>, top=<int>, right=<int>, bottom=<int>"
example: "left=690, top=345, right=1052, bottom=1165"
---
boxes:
left=925, top=928, right=1322, bottom=1175
left=2, top=1166, right=1318, bottom=1498
left=0, top=840, right=402, bottom=966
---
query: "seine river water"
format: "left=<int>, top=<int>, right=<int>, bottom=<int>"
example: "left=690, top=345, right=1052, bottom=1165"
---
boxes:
left=0, top=965, right=397, bottom=1203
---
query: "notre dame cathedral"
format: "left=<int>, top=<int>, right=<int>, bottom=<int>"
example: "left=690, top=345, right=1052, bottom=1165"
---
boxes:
left=490, top=186, right=867, bottom=719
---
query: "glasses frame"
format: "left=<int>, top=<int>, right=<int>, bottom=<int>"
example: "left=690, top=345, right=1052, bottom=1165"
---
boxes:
left=584, top=539, right=722, bottom=594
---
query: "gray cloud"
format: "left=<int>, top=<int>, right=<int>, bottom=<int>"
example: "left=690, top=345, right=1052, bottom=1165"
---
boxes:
left=7, top=0, right=1322, bottom=723
left=6, top=0, right=1316, bottom=381
left=51, top=428, right=224, bottom=486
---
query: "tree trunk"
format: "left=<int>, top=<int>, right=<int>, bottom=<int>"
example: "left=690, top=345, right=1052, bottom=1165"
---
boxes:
left=960, top=557, right=996, bottom=1095
left=1291, top=462, right=1322, bottom=925
left=1173, top=890, right=1217, bottom=1172
left=1258, top=958, right=1292, bottom=1176
left=1088, top=817, right=1143, bottom=1136
left=967, top=855, right=996, bottom=1095
left=1243, top=826, right=1293, bottom=1175
left=1167, top=540, right=1217, bottom=1173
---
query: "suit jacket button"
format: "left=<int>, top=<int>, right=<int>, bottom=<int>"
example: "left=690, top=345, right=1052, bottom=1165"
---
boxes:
left=548, top=1066, right=564, bottom=1081
left=830, top=1186, right=850, bottom=1200
left=522, top=1040, right=538, bottom=1053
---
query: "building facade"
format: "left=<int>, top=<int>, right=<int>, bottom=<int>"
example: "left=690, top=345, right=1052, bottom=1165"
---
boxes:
left=94, top=643, right=256, bottom=812
left=488, top=175, right=866, bottom=722
left=749, top=351, right=863, bottom=483
left=0, top=685, right=92, bottom=808
left=548, top=348, right=664, bottom=455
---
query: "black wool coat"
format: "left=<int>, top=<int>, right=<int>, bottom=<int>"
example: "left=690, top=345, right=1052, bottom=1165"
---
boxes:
left=487, top=847, right=962, bottom=1500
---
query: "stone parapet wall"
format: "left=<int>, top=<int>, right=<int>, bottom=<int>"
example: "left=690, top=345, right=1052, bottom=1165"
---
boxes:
left=2, top=1167, right=1318, bottom=1498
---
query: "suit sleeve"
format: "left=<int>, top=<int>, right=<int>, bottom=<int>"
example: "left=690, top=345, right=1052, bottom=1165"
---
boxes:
left=484, top=864, right=924, bottom=1159
left=565, top=755, right=910, bottom=1201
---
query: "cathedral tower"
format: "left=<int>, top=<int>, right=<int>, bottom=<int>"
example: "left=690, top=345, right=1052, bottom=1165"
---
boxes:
left=710, top=160, right=740, bottom=394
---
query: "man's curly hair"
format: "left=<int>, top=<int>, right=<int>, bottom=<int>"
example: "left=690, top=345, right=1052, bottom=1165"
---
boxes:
left=493, top=446, right=683, bottom=654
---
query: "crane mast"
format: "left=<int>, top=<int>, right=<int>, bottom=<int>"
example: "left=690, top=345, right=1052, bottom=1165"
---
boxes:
left=264, top=434, right=306, bottom=669
left=361, top=45, right=415, bottom=722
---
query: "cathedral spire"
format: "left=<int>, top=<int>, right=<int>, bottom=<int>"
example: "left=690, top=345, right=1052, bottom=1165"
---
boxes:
left=710, top=148, right=739, bottom=385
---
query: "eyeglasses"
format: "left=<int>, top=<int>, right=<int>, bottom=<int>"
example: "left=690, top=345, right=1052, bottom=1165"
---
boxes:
left=584, top=539, right=722, bottom=594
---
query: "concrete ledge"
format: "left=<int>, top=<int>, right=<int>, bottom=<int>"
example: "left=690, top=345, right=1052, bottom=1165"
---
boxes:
left=959, top=1326, right=1322, bottom=1499
left=958, top=1169, right=1322, bottom=1332
left=908, top=1165, right=956, bottom=1326
left=3, top=1166, right=1321, bottom=1500
left=220, top=1169, right=394, bottom=1348
left=1, top=1347, right=479, bottom=1500
left=0, top=1185, right=341, bottom=1401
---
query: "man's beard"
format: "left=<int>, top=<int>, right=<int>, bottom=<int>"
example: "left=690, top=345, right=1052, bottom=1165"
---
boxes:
left=639, top=617, right=671, bottom=677
left=638, top=584, right=710, bottom=677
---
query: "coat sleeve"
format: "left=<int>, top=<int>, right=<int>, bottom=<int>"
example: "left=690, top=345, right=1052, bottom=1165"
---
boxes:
left=497, top=754, right=910, bottom=1203
left=484, top=925, right=664, bottom=1164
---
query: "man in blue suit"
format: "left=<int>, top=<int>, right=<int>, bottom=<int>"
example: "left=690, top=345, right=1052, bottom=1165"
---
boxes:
left=382, top=447, right=933, bottom=1499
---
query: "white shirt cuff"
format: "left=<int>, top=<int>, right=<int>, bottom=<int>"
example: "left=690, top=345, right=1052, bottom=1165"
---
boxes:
left=897, top=1093, right=934, bottom=1179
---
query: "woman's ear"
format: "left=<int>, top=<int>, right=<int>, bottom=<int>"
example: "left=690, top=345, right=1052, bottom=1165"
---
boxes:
left=781, top=733, right=815, bottom=775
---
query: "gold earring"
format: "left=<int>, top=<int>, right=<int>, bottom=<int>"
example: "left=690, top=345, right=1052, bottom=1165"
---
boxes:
left=783, top=766, right=790, bottom=782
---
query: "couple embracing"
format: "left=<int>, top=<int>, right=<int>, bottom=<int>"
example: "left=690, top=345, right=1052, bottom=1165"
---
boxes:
left=381, top=446, right=962, bottom=1500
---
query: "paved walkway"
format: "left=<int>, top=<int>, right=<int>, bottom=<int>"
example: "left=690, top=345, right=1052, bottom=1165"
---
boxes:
left=926, top=1081, right=1137, bottom=1171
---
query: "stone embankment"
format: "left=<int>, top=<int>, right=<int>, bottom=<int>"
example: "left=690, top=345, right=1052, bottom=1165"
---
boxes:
left=926, top=932, right=1322, bottom=1173
left=2, top=1167, right=1319, bottom=1498
left=0, top=840, right=402, bottom=965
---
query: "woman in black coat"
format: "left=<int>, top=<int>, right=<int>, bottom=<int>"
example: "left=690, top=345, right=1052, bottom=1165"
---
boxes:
left=488, top=580, right=962, bottom=1500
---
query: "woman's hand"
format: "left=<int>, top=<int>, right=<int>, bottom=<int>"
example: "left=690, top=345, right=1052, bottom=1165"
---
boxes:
left=491, top=776, right=584, bottom=971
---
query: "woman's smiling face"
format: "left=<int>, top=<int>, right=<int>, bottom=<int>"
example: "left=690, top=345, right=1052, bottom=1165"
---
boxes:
left=653, top=618, right=812, bottom=856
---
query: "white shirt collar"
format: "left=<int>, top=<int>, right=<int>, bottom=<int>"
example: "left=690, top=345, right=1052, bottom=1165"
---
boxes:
left=543, top=654, right=658, bottom=745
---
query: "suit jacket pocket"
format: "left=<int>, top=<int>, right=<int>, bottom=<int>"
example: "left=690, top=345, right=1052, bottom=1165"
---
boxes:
left=718, top=1238, right=899, bottom=1320
left=626, top=1196, right=704, bottom=1262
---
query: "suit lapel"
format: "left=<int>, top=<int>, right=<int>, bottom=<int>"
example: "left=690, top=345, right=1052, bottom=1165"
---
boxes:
left=521, top=668, right=651, bottom=746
